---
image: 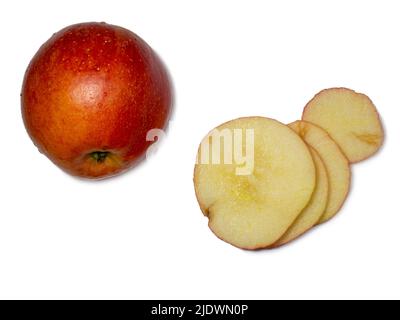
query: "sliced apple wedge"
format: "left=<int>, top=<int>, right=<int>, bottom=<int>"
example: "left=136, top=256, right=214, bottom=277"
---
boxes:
left=194, top=117, right=316, bottom=250
left=288, top=121, right=351, bottom=223
left=302, top=88, right=384, bottom=163
left=272, top=147, right=329, bottom=247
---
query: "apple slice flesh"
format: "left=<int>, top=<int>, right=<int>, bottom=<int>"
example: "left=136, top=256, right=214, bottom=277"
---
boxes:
left=272, top=147, right=329, bottom=247
left=288, top=121, right=351, bottom=223
left=302, top=88, right=384, bottom=163
left=194, top=117, right=316, bottom=250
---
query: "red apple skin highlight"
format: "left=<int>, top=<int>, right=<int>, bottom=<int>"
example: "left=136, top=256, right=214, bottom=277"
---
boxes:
left=21, top=22, right=172, bottom=179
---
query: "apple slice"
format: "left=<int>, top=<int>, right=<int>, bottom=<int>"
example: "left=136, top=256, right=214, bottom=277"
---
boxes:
left=272, top=147, right=329, bottom=247
left=194, top=117, right=316, bottom=250
left=302, top=88, right=384, bottom=163
left=288, top=121, right=351, bottom=223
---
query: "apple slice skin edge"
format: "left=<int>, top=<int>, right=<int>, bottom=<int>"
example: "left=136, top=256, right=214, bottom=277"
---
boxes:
left=270, top=147, right=330, bottom=248
left=288, top=120, right=351, bottom=225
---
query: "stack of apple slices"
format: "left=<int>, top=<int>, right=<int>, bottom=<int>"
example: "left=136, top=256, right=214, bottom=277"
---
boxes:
left=194, top=88, right=384, bottom=250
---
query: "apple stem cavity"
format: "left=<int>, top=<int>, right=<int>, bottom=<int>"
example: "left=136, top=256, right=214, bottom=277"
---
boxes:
left=90, top=151, right=110, bottom=163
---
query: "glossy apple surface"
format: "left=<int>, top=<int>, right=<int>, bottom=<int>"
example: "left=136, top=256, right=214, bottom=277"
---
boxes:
left=22, top=22, right=172, bottom=179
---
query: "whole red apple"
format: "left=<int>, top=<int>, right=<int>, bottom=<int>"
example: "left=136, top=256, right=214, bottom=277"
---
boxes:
left=21, top=22, right=172, bottom=179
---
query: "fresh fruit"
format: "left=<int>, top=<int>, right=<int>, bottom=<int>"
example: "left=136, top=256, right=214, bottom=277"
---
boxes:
left=272, top=147, right=329, bottom=247
left=194, top=117, right=316, bottom=250
left=302, top=88, right=384, bottom=163
left=21, top=22, right=172, bottom=179
left=288, top=121, right=351, bottom=223
left=194, top=87, right=382, bottom=249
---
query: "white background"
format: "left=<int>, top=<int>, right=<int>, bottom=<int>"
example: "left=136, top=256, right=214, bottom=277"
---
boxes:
left=0, top=0, right=399, bottom=300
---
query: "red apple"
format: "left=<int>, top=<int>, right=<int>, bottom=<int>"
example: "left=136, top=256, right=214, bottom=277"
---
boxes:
left=21, top=22, right=172, bottom=179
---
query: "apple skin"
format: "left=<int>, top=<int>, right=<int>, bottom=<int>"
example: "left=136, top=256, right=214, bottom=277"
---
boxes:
left=21, top=22, right=172, bottom=179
